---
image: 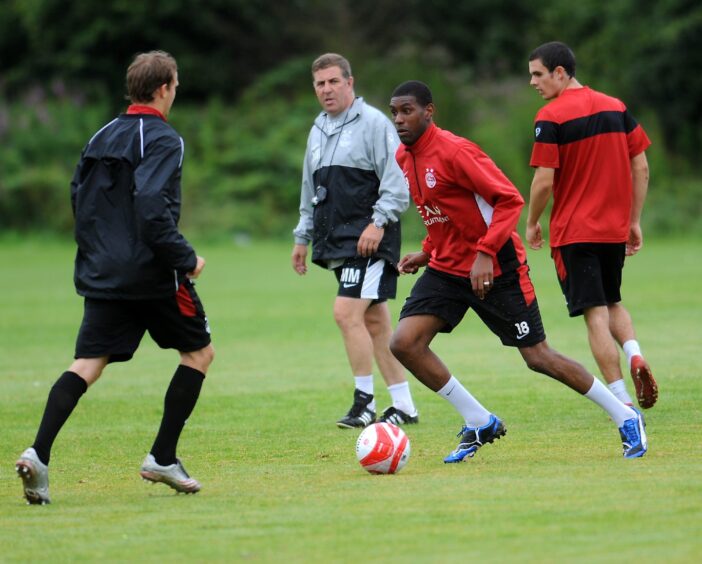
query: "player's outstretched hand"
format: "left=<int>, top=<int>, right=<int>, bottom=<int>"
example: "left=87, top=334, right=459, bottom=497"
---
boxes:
left=187, top=256, right=206, bottom=279
left=398, top=251, right=429, bottom=274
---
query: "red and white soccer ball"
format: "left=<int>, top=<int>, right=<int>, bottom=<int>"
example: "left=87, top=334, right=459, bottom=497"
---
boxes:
left=356, top=422, right=410, bottom=474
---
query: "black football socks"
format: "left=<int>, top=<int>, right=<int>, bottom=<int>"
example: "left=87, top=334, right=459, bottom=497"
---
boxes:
left=150, top=364, right=205, bottom=466
left=32, top=371, right=88, bottom=465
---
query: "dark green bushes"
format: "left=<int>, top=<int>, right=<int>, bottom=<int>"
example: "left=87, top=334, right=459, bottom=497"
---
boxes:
left=1, top=53, right=699, bottom=239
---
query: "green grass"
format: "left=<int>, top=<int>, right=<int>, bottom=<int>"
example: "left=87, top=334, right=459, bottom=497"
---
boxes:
left=1, top=236, right=701, bottom=563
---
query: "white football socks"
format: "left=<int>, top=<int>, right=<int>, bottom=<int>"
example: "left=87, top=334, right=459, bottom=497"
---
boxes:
left=437, top=376, right=491, bottom=427
left=585, top=377, right=636, bottom=427
left=607, top=378, right=634, bottom=406
left=387, top=381, right=417, bottom=416
left=622, top=339, right=642, bottom=369
left=354, top=375, right=376, bottom=411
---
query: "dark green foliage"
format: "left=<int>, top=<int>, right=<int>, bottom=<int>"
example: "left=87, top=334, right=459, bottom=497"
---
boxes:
left=0, top=0, right=318, bottom=104
left=0, top=91, right=110, bottom=232
left=0, top=0, right=700, bottom=236
left=175, top=62, right=319, bottom=237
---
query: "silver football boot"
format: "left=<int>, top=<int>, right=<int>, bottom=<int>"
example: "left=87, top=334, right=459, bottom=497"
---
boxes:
left=139, top=454, right=201, bottom=494
left=16, top=447, right=51, bottom=505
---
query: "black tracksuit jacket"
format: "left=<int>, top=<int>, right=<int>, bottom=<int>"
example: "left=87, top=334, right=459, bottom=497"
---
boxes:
left=70, top=113, right=197, bottom=299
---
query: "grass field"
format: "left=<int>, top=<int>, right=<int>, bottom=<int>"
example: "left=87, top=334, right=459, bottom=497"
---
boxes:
left=1, top=236, right=701, bottom=563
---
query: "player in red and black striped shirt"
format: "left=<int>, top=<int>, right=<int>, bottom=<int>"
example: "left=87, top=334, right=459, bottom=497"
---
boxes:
left=526, top=41, right=657, bottom=411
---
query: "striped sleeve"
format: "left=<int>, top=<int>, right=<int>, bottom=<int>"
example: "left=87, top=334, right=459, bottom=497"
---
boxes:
left=530, top=120, right=560, bottom=168
left=624, top=111, right=651, bottom=158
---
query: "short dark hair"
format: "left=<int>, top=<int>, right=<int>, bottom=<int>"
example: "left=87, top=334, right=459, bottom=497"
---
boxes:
left=126, top=50, right=177, bottom=103
left=311, top=53, right=352, bottom=78
left=529, top=41, right=576, bottom=77
left=391, top=80, right=433, bottom=107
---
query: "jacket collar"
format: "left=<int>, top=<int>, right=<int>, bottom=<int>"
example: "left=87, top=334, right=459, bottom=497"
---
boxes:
left=402, top=121, right=437, bottom=155
left=314, top=96, right=363, bottom=133
left=126, top=105, right=167, bottom=121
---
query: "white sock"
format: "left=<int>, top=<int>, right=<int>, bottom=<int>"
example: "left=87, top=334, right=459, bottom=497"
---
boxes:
left=585, top=377, right=636, bottom=427
left=354, top=375, right=375, bottom=411
left=387, top=382, right=417, bottom=416
left=622, top=340, right=642, bottom=368
left=607, top=379, right=634, bottom=405
left=437, top=376, right=491, bottom=427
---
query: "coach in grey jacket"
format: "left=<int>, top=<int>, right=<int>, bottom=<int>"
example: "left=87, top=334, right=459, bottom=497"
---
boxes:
left=292, top=53, right=419, bottom=429
left=294, top=95, right=406, bottom=268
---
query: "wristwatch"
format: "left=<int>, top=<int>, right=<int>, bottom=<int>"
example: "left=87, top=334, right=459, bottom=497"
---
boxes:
left=373, top=217, right=387, bottom=229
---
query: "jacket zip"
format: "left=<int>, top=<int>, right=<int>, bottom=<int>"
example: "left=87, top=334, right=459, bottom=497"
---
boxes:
left=409, top=150, right=424, bottom=202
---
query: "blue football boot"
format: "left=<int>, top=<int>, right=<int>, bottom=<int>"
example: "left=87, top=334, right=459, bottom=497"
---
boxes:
left=619, top=409, right=648, bottom=459
left=444, top=414, right=506, bottom=463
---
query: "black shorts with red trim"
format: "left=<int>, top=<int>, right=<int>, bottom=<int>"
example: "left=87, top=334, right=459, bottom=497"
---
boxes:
left=75, top=278, right=211, bottom=363
left=399, top=265, right=545, bottom=347
left=551, top=242, right=625, bottom=317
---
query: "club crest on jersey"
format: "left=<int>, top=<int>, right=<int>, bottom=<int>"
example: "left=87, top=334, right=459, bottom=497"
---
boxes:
left=425, top=168, right=437, bottom=189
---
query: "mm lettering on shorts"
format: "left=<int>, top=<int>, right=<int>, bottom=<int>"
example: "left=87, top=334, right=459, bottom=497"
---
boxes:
left=515, top=321, right=530, bottom=340
left=341, top=267, right=361, bottom=287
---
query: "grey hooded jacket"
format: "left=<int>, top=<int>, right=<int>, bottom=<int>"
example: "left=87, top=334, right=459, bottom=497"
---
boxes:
left=293, top=97, right=409, bottom=268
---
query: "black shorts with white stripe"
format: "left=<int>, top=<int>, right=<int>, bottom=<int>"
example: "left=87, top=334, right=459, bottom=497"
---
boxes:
left=333, top=257, right=398, bottom=302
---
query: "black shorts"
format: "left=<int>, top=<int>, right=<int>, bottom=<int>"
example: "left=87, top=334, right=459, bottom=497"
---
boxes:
left=333, top=257, right=398, bottom=303
left=552, top=243, right=625, bottom=317
left=399, top=266, right=545, bottom=347
left=75, top=279, right=211, bottom=363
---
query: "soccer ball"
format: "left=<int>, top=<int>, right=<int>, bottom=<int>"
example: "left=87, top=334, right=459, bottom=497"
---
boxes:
left=356, top=422, right=410, bottom=474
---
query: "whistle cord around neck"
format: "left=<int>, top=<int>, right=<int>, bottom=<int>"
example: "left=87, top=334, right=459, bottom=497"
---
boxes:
left=318, top=109, right=352, bottom=190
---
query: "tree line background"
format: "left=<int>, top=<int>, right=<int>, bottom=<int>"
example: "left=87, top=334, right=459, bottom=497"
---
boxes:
left=1, top=0, right=700, bottom=240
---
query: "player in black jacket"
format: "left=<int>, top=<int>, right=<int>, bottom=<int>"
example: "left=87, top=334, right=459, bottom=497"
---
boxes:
left=15, top=51, right=214, bottom=504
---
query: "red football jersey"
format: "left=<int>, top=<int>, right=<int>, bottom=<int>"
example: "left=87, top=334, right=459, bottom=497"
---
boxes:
left=530, top=87, right=650, bottom=247
left=396, top=123, right=527, bottom=278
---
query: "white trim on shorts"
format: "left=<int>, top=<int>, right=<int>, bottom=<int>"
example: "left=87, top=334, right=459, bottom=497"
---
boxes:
left=360, top=258, right=385, bottom=300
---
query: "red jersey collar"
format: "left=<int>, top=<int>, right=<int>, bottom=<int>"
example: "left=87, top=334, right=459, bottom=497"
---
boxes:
left=126, top=105, right=167, bottom=121
left=403, top=121, right=437, bottom=154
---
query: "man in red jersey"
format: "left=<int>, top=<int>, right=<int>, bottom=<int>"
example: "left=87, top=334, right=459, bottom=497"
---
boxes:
left=527, top=41, right=657, bottom=410
left=388, top=80, right=646, bottom=463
